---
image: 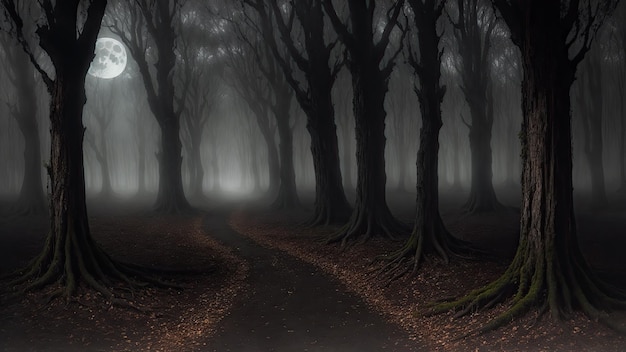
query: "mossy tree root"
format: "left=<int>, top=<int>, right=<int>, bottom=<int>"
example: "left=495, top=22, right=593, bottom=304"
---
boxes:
left=428, top=239, right=626, bottom=336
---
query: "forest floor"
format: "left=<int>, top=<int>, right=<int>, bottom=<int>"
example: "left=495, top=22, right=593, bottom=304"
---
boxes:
left=0, top=198, right=248, bottom=351
left=0, top=190, right=625, bottom=351
left=228, top=190, right=626, bottom=352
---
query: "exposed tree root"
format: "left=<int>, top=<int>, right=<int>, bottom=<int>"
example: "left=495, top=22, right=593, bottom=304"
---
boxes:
left=427, top=240, right=626, bottom=336
left=1, top=228, right=182, bottom=310
left=463, top=190, right=505, bottom=214
left=305, top=201, right=352, bottom=227
left=375, top=221, right=478, bottom=283
left=153, top=194, right=194, bottom=215
left=326, top=207, right=409, bottom=248
left=271, top=187, right=300, bottom=210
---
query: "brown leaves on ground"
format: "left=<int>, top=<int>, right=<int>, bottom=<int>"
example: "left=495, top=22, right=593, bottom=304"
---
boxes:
left=0, top=214, right=248, bottom=351
left=230, top=208, right=626, bottom=352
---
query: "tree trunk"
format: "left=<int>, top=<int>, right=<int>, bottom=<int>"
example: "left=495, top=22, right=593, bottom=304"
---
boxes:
left=272, top=92, right=299, bottom=208
left=209, top=140, right=220, bottom=191
left=98, top=134, right=112, bottom=197
left=379, top=0, right=470, bottom=278
left=434, top=2, right=626, bottom=332
left=155, top=115, right=190, bottom=212
left=619, top=97, right=626, bottom=192
left=305, top=80, right=352, bottom=225
left=328, top=63, right=405, bottom=245
left=580, top=56, right=607, bottom=206
left=341, top=119, right=354, bottom=191
left=188, top=137, right=204, bottom=198
left=464, top=112, right=501, bottom=212
left=137, top=129, right=147, bottom=195
left=12, top=50, right=46, bottom=214
left=14, top=70, right=129, bottom=299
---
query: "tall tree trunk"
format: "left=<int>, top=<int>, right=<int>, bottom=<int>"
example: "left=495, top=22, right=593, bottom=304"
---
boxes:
left=379, top=0, right=470, bottom=278
left=98, top=134, right=112, bottom=196
left=12, top=48, right=46, bottom=214
left=434, top=1, right=625, bottom=333
left=306, top=82, right=352, bottom=224
left=209, top=140, right=220, bottom=191
left=251, top=108, right=280, bottom=196
left=619, top=95, right=626, bottom=191
left=453, top=0, right=502, bottom=212
left=464, top=109, right=501, bottom=212
left=580, top=55, right=607, bottom=206
left=272, top=90, right=299, bottom=208
left=328, top=63, right=405, bottom=244
left=137, top=129, right=147, bottom=195
left=340, top=116, right=354, bottom=191
left=155, top=115, right=190, bottom=212
left=188, top=137, right=204, bottom=198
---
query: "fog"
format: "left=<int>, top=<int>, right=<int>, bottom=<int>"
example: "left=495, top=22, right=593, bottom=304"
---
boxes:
left=1, top=0, right=625, bottom=206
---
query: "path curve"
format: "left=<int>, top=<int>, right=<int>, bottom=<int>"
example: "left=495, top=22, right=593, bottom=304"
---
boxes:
left=203, top=209, right=419, bottom=351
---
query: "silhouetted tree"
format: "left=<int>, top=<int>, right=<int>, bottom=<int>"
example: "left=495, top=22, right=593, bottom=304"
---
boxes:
left=379, top=0, right=472, bottom=278
left=0, top=0, right=147, bottom=300
left=576, top=48, right=608, bottom=206
left=433, top=0, right=624, bottom=334
left=232, top=16, right=299, bottom=208
left=323, top=0, right=408, bottom=244
left=615, top=7, right=626, bottom=192
left=85, top=81, right=115, bottom=197
left=109, top=0, right=191, bottom=213
left=0, top=29, right=46, bottom=215
left=450, top=0, right=503, bottom=212
left=222, top=40, right=281, bottom=196
left=243, top=0, right=351, bottom=225
left=177, top=14, right=221, bottom=200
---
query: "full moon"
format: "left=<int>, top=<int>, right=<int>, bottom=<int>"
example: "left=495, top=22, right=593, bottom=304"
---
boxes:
left=88, top=37, right=127, bottom=79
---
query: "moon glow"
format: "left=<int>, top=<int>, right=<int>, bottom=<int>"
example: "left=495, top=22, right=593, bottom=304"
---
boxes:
left=88, top=37, right=127, bottom=79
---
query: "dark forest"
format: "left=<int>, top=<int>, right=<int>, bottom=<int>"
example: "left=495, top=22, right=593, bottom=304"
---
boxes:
left=1, top=0, right=626, bottom=351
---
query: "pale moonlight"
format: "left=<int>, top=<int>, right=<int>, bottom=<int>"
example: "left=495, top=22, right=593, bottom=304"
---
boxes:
left=88, top=37, right=127, bottom=79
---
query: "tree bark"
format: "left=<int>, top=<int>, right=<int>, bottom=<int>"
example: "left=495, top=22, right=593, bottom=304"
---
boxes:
left=154, top=114, right=189, bottom=212
left=323, top=0, right=407, bottom=245
left=434, top=0, right=625, bottom=333
left=305, top=76, right=352, bottom=224
left=3, top=0, right=149, bottom=300
left=464, top=107, right=501, bottom=212
left=379, top=0, right=471, bottom=279
left=271, top=87, right=299, bottom=208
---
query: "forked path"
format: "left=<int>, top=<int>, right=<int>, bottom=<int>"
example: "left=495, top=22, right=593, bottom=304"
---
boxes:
left=203, top=210, right=418, bottom=352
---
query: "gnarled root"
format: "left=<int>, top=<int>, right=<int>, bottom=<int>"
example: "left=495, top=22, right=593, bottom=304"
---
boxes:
left=427, top=242, right=626, bottom=336
left=326, top=207, right=409, bottom=248
left=374, top=218, right=478, bottom=283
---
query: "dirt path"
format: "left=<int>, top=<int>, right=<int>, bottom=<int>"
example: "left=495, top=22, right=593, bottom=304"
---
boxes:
left=202, top=210, right=418, bottom=352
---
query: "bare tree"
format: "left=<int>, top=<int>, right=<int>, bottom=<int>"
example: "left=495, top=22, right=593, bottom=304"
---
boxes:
left=576, top=46, right=608, bottom=206
left=323, top=0, right=409, bottom=245
left=221, top=38, right=281, bottom=197
left=177, top=12, right=221, bottom=200
left=242, top=0, right=352, bottom=225
left=109, top=0, right=191, bottom=213
left=84, top=81, right=116, bottom=197
left=379, top=0, right=476, bottom=279
left=0, top=27, right=45, bottom=215
left=450, top=0, right=503, bottom=212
